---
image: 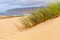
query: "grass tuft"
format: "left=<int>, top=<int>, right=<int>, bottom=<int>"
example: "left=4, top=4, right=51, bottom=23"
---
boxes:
left=17, top=2, right=60, bottom=30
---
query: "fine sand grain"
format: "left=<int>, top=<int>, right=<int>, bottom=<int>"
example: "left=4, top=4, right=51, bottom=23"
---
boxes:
left=0, top=17, right=60, bottom=40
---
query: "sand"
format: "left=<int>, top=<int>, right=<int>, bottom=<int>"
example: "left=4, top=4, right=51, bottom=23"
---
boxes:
left=0, top=17, right=60, bottom=40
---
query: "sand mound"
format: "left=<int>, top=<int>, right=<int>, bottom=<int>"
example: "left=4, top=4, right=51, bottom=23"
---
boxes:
left=0, top=17, right=60, bottom=40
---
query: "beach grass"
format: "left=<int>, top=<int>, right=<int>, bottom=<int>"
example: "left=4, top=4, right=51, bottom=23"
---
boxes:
left=17, top=2, right=60, bottom=30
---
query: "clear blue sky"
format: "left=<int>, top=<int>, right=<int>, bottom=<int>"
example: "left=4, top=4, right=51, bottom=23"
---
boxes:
left=0, top=0, right=57, bottom=12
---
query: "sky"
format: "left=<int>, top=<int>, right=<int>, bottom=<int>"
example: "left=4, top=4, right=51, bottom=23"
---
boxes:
left=0, top=0, right=57, bottom=12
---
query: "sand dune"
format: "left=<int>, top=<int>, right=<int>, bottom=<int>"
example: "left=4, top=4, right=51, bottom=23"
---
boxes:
left=0, top=17, right=60, bottom=40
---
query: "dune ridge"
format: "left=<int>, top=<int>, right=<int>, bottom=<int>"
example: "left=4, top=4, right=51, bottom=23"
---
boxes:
left=0, top=17, right=60, bottom=40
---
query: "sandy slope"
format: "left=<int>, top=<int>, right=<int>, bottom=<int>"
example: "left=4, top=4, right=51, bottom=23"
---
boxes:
left=0, top=17, right=60, bottom=40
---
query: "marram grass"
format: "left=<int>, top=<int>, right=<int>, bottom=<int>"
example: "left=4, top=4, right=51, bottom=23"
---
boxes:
left=17, top=2, right=60, bottom=30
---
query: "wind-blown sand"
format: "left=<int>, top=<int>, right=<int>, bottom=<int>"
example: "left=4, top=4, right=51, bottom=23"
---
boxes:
left=0, top=17, right=60, bottom=40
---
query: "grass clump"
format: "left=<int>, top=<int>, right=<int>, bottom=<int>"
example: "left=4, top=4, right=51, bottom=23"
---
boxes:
left=18, top=2, right=60, bottom=30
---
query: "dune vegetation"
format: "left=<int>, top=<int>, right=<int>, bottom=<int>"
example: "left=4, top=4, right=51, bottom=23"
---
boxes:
left=17, top=2, right=60, bottom=30
left=1, top=2, right=60, bottom=30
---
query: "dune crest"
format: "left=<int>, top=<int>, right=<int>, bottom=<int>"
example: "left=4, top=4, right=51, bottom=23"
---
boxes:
left=0, top=17, right=60, bottom=40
